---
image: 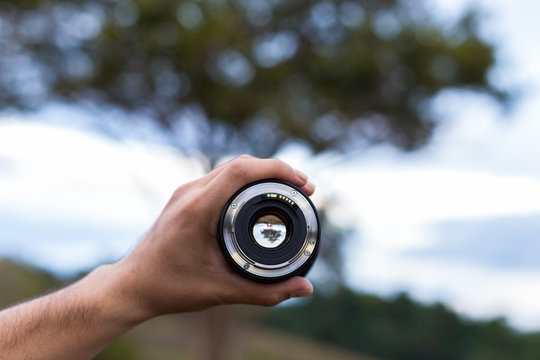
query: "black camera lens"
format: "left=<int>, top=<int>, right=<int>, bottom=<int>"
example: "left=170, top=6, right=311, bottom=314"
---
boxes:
left=218, top=180, right=320, bottom=282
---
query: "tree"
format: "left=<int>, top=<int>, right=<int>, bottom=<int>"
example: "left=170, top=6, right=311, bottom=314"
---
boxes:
left=0, top=0, right=504, bottom=162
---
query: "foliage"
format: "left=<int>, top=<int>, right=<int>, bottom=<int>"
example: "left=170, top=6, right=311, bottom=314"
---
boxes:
left=265, top=287, right=540, bottom=360
left=0, top=0, right=504, bottom=159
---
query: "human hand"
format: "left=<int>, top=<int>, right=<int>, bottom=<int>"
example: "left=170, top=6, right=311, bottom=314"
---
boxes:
left=111, top=155, right=316, bottom=320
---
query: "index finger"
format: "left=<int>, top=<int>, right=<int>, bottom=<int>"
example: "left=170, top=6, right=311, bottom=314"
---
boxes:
left=208, top=156, right=313, bottom=205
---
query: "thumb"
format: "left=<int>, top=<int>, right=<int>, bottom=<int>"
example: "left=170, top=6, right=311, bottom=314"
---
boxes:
left=287, top=277, right=314, bottom=298
left=246, top=277, right=314, bottom=307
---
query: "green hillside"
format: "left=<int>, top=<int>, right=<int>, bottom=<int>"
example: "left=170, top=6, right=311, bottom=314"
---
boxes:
left=265, top=287, right=540, bottom=360
left=0, top=259, right=62, bottom=308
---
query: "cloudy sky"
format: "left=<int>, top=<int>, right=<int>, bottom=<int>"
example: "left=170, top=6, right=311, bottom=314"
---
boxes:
left=279, top=0, right=540, bottom=330
left=1, top=0, right=540, bottom=331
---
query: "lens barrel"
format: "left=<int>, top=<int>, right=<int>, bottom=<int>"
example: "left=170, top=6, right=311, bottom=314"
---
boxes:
left=218, top=180, right=320, bottom=282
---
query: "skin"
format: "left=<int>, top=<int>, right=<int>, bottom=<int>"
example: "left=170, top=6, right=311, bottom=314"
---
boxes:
left=0, top=155, right=316, bottom=360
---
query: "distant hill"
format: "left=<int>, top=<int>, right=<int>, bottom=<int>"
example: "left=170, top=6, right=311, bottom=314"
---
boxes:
left=0, top=258, right=62, bottom=308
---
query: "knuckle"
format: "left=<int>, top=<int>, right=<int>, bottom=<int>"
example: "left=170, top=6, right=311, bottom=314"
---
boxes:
left=237, top=154, right=255, bottom=160
left=227, top=157, right=251, bottom=178
left=176, top=195, right=201, bottom=223
left=172, top=185, right=187, bottom=198
left=170, top=184, right=190, bottom=203
left=269, top=158, right=284, bottom=168
left=270, top=158, right=292, bottom=175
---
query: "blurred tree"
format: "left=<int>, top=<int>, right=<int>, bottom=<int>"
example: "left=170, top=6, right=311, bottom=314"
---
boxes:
left=265, top=287, right=540, bottom=360
left=0, top=0, right=504, bottom=162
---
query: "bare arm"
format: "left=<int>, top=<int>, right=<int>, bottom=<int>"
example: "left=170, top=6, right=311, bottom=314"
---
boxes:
left=0, top=265, right=145, bottom=360
left=0, top=155, right=315, bottom=360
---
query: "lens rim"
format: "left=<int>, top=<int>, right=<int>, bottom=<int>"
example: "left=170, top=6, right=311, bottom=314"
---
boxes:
left=218, top=180, right=320, bottom=283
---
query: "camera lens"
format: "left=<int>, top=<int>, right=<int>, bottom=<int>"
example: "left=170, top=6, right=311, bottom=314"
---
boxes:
left=218, top=180, right=320, bottom=283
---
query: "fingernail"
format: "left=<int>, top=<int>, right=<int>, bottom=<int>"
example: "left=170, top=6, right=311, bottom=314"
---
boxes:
left=295, top=169, right=308, bottom=183
left=304, top=182, right=315, bottom=194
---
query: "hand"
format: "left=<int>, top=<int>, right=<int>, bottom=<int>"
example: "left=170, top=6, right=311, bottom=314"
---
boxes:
left=112, top=155, right=316, bottom=319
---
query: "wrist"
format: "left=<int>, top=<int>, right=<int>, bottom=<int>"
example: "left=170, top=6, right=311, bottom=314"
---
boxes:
left=87, top=261, right=155, bottom=328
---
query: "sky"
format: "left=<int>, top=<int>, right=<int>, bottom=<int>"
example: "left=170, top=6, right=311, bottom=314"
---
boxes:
left=1, top=0, right=540, bottom=331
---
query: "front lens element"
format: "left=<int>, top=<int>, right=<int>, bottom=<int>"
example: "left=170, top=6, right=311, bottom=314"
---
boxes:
left=252, top=214, right=287, bottom=249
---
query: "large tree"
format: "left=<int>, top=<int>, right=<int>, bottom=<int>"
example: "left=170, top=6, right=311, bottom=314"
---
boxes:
left=0, top=0, right=504, bottom=161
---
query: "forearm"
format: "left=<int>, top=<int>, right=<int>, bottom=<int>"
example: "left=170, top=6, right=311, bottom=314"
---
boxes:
left=0, top=264, right=148, bottom=360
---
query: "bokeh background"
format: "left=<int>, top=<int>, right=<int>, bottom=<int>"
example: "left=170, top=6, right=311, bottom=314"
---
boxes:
left=2, top=0, right=540, bottom=358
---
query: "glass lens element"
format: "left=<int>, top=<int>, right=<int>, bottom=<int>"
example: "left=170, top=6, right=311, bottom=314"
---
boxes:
left=252, top=214, right=287, bottom=248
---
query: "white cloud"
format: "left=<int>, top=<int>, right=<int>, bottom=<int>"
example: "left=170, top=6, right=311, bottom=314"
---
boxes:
left=0, top=118, right=205, bottom=226
left=333, top=168, right=540, bottom=227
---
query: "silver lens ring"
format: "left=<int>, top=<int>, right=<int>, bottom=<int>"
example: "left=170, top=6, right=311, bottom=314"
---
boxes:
left=218, top=180, right=320, bottom=282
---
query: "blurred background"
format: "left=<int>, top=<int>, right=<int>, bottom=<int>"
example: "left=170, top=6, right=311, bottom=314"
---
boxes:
left=1, top=0, right=540, bottom=358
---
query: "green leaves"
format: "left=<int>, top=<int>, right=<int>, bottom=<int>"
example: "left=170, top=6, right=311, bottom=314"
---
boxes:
left=0, top=0, right=504, bottom=156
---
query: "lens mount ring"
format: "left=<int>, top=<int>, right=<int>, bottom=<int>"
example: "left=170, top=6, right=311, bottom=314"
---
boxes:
left=218, top=180, right=320, bottom=282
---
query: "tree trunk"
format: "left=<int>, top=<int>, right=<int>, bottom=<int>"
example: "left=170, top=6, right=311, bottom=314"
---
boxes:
left=193, top=306, right=243, bottom=360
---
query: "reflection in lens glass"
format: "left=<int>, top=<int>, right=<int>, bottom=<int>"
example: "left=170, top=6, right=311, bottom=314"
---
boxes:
left=252, top=214, right=287, bottom=248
